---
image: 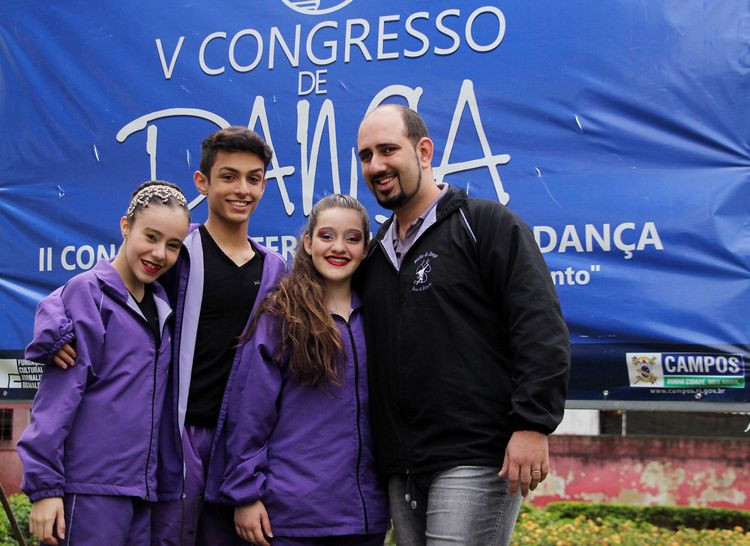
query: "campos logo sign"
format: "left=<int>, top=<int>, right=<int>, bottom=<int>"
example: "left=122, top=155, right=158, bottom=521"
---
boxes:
left=281, top=0, right=353, bottom=15
left=625, top=352, right=745, bottom=389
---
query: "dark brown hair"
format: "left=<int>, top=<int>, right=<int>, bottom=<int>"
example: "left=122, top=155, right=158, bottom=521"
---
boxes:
left=199, top=126, right=273, bottom=177
left=242, top=194, right=370, bottom=387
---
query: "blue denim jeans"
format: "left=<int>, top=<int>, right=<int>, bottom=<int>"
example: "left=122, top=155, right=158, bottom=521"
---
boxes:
left=388, top=466, right=522, bottom=546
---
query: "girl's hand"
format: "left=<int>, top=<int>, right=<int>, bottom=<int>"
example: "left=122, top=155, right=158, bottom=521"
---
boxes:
left=234, top=500, right=273, bottom=545
left=30, top=497, right=65, bottom=545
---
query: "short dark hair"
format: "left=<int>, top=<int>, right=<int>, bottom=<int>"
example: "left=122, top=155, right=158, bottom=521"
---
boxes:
left=373, top=104, right=429, bottom=146
left=199, top=126, right=273, bottom=177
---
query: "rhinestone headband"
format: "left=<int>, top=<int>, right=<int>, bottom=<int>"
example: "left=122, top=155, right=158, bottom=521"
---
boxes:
left=126, top=184, right=187, bottom=218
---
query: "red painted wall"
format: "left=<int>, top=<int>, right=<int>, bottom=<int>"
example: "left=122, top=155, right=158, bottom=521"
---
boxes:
left=529, top=435, right=750, bottom=509
left=4, top=418, right=750, bottom=509
left=0, top=407, right=29, bottom=496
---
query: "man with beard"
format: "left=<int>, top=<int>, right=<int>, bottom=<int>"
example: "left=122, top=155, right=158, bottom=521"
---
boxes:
left=356, top=104, right=570, bottom=546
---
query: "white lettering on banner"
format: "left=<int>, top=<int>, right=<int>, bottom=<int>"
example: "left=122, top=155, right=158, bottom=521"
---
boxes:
left=39, top=239, right=298, bottom=273
left=663, top=355, right=742, bottom=374
left=116, top=80, right=510, bottom=215
left=251, top=235, right=299, bottom=262
left=550, top=264, right=602, bottom=286
left=404, top=13, right=429, bottom=58
left=60, top=244, right=117, bottom=271
left=377, top=15, right=401, bottom=60
left=270, top=25, right=301, bottom=69
left=155, top=36, right=185, bottom=79
left=435, top=79, right=510, bottom=204
left=344, top=19, right=372, bottom=62
left=230, top=29, right=264, bottom=72
left=435, top=9, right=461, bottom=55
left=466, top=7, right=506, bottom=52
left=534, top=222, right=664, bottom=259
left=297, top=99, right=342, bottom=215
left=36, top=244, right=120, bottom=273
left=38, top=247, right=53, bottom=272
left=298, top=69, right=328, bottom=95
left=155, top=6, right=506, bottom=78
left=307, top=21, right=339, bottom=65
left=199, top=32, right=227, bottom=75
left=247, top=97, right=297, bottom=215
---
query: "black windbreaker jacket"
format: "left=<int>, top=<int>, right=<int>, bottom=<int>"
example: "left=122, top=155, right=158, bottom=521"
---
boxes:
left=361, top=186, right=570, bottom=475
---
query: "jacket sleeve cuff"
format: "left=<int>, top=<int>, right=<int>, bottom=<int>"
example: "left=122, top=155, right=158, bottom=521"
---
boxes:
left=25, top=291, right=75, bottom=365
left=220, top=467, right=267, bottom=506
left=26, top=489, right=65, bottom=503
left=46, top=331, right=76, bottom=365
left=509, top=415, right=554, bottom=435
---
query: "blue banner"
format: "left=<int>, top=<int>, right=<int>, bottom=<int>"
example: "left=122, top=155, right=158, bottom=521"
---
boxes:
left=1, top=1, right=749, bottom=405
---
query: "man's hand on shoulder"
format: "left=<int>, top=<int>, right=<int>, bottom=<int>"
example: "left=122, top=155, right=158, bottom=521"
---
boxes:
left=498, top=430, right=549, bottom=497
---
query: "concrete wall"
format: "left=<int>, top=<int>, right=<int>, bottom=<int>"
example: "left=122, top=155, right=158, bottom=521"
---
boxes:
left=554, top=409, right=600, bottom=435
left=529, top=434, right=750, bottom=509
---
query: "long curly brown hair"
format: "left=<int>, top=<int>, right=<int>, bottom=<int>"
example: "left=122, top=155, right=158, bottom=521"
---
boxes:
left=241, top=194, right=371, bottom=387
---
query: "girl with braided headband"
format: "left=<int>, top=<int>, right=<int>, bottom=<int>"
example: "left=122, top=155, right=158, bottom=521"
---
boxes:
left=18, top=180, right=190, bottom=545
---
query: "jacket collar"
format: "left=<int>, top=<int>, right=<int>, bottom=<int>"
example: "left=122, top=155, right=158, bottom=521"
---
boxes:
left=92, top=259, right=130, bottom=302
left=369, top=185, right=468, bottom=270
left=91, top=259, right=171, bottom=322
left=183, top=222, right=283, bottom=264
left=373, top=184, right=467, bottom=243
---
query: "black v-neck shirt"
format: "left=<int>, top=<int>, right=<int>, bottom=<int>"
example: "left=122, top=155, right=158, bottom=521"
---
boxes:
left=185, top=225, right=264, bottom=427
left=133, top=284, right=161, bottom=347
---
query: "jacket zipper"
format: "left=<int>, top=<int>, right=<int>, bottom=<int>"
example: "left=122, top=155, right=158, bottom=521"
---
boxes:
left=125, top=302, right=163, bottom=501
left=143, top=325, right=160, bottom=500
left=375, top=235, right=412, bottom=474
left=172, top=270, right=188, bottom=524
left=343, top=319, right=369, bottom=534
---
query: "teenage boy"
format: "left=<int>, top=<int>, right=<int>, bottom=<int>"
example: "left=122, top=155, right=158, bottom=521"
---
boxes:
left=52, top=127, right=287, bottom=545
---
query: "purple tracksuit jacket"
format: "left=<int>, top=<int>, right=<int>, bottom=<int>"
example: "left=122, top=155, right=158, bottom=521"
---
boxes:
left=18, top=260, right=178, bottom=502
left=204, top=293, right=390, bottom=537
left=156, top=224, right=288, bottom=496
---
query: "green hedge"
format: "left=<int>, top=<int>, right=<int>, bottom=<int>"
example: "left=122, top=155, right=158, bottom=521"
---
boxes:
left=0, top=493, right=33, bottom=546
left=543, top=501, right=750, bottom=531
left=6, top=494, right=750, bottom=545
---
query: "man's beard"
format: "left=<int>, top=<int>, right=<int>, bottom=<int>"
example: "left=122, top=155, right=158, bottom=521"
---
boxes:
left=376, top=156, right=422, bottom=211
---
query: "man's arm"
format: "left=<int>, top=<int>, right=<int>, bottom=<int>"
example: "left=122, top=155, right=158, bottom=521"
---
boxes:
left=471, top=200, right=570, bottom=495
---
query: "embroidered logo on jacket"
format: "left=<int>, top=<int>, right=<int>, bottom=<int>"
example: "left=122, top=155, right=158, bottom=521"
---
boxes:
left=412, top=251, right=438, bottom=292
left=415, top=260, right=431, bottom=284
